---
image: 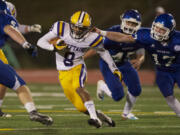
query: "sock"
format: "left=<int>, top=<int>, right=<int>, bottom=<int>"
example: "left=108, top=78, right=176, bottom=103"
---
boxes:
left=0, top=99, right=3, bottom=107
left=123, top=91, right=137, bottom=115
left=100, top=80, right=112, bottom=97
left=165, top=96, right=180, bottom=117
left=84, top=100, right=98, bottom=119
left=24, top=102, right=36, bottom=113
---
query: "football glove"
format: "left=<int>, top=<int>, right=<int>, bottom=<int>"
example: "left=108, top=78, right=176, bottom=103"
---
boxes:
left=22, top=42, right=38, bottom=57
left=113, top=69, right=123, bottom=82
left=28, top=24, right=42, bottom=33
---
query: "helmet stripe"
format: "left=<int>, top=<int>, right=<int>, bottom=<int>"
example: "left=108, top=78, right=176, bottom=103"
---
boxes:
left=78, top=11, right=85, bottom=24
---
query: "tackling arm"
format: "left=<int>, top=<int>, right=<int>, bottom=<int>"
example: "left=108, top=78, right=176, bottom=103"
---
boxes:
left=3, top=25, right=38, bottom=57
left=4, top=25, right=26, bottom=45
left=95, top=28, right=135, bottom=43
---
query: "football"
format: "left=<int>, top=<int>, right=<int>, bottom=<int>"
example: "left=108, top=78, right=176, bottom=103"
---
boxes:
left=49, top=37, right=67, bottom=50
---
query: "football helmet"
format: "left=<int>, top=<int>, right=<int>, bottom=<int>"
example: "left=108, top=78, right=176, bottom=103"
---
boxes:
left=151, top=13, right=176, bottom=41
left=6, top=1, right=17, bottom=18
left=120, top=9, right=141, bottom=34
left=70, top=11, right=92, bottom=41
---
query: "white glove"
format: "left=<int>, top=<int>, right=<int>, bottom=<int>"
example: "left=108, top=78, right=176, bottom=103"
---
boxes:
left=28, top=24, right=42, bottom=33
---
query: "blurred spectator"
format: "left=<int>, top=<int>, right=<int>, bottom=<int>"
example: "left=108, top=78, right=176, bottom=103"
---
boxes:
left=155, top=6, right=165, bottom=16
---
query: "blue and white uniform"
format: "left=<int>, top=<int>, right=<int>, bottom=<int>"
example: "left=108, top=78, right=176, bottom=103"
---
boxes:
left=0, top=8, right=25, bottom=90
left=100, top=25, right=143, bottom=101
left=134, top=28, right=180, bottom=97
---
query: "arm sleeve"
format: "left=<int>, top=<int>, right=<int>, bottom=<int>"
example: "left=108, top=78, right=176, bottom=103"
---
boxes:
left=18, top=24, right=28, bottom=34
left=37, top=22, right=58, bottom=51
left=95, top=45, right=118, bottom=73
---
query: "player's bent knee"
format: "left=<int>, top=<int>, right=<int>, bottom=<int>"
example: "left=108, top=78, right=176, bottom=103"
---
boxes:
left=75, top=105, right=87, bottom=112
left=112, top=94, right=124, bottom=101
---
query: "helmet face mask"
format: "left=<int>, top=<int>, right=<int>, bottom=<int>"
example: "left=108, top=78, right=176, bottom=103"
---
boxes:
left=150, top=13, right=176, bottom=41
left=70, top=23, right=91, bottom=40
left=121, top=9, right=141, bottom=35
left=70, top=11, right=92, bottom=42
left=151, top=22, right=170, bottom=41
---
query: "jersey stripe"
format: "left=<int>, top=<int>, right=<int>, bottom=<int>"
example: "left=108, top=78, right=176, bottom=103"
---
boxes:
left=58, top=21, right=65, bottom=37
left=90, top=35, right=103, bottom=47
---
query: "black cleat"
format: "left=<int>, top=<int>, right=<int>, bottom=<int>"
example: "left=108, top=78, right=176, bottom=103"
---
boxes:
left=88, top=118, right=102, bottom=128
left=29, top=110, right=53, bottom=126
left=96, top=110, right=115, bottom=127
left=0, top=109, right=12, bottom=118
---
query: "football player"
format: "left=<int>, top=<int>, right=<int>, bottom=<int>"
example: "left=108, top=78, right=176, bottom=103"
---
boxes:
left=84, top=9, right=144, bottom=120
left=37, top=11, right=122, bottom=128
left=0, top=0, right=53, bottom=125
left=96, top=13, right=180, bottom=118
left=0, top=0, right=42, bottom=117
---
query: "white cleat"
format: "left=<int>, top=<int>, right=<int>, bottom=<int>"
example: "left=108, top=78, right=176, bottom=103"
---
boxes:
left=121, top=113, right=139, bottom=120
left=96, top=80, right=105, bottom=100
left=0, top=109, right=12, bottom=118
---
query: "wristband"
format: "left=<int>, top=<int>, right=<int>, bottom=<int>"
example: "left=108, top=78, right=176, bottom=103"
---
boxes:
left=22, top=41, right=30, bottom=49
left=100, top=30, right=107, bottom=36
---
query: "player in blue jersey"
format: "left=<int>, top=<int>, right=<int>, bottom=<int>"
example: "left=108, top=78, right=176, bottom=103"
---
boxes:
left=96, top=13, right=180, bottom=117
left=0, top=0, right=53, bottom=125
left=85, top=10, right=144, bottom=120
left=0, top=0, right=42, bottom=117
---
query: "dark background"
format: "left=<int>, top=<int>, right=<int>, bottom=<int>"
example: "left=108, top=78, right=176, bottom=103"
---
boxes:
left=5, top=0, right=179, bottom=69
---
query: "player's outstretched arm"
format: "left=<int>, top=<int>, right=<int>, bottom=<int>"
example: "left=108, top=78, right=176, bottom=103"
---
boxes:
left=3, top=25, right=38, bottom=57
left=4, top=25, right=26, bottom=45
left=94, top=27, right=135, bottom=43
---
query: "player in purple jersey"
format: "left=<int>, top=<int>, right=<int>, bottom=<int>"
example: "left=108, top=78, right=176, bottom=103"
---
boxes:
left=96, top=13, right=180, bottom=118
left=0, top=0, right=53, bottom=125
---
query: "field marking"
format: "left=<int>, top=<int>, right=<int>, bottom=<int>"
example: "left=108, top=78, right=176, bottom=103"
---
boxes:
left=1, top=125, right=180, bottom=132
left=0, top=128, right=14, bottom=131
left=2, top=109, right=176, bottom=116
left=6, top=92, right=65, bottom=97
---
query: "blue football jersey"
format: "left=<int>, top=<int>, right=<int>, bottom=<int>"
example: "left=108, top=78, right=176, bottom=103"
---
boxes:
left=104, top=25, right=143, bottom=66
left=0, top=12, right=18, bottom=48
left=135, top=28, right=180, bottom=72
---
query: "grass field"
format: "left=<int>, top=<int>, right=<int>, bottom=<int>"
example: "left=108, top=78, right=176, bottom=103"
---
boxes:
left=0, top=84, right=180, bottom=135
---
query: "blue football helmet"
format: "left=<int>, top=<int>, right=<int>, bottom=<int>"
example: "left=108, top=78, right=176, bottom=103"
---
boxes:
left=120, top=9, right=141, bottom=34
left=151, top=13, right=176, bottom=41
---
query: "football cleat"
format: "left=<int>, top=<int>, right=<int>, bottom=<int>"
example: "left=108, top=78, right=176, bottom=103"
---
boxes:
left=96, top=80, right=105, bottom=100
left=0, top=109, right=12, bottom=118
left=88, top=118, right=102, bottom=128
left=121, top=113, right=139, bottom=120
left=96, top=110, right=115, bottom=127
left=29, top=110, right=53, bottom=126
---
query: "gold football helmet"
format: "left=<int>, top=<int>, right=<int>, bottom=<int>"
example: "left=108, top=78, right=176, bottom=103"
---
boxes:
left=70, top=11, right=92, bottom=41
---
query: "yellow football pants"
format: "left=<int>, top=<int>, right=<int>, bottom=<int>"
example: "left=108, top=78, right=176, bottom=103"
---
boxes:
left=58, top=64, right=87, bottom=112
left=0, top=49, right=8, bottom=87
left=0, top=49, right=8, bottom=64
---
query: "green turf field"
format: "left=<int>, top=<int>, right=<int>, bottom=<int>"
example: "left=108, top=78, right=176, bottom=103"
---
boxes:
left=0, top=84, right=180, bottom=135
